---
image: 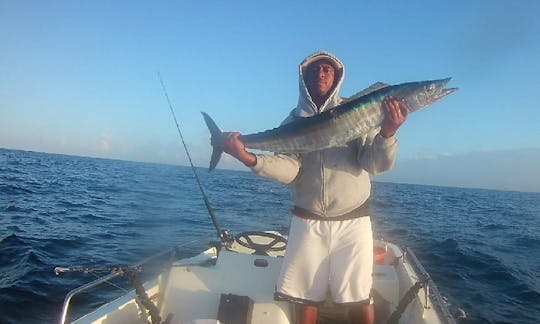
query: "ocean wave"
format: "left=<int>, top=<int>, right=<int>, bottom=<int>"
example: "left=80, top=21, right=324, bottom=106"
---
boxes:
left=1, top=149, right=538, bottom=323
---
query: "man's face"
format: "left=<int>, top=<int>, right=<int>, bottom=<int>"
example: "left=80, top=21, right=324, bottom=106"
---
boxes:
left=305, top=59, right=336, bottom=99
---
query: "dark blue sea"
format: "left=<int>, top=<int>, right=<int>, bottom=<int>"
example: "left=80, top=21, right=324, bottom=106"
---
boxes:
left=1, top=148, right=539, bottom=324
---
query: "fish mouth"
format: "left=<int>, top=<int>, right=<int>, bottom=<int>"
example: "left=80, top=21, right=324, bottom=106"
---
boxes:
left=438, top=78, right=458, bottom=93
left=435, top=78, right=458, bottom=99
left=442, top=87, right=458, bottom=95
left=428, top=78, right=458, bottom=100
left=400, top=78, right=458, bottom=112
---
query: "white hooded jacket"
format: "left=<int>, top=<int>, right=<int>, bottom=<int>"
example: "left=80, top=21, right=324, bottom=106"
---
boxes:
left=251, top=52, right=398, bottom=218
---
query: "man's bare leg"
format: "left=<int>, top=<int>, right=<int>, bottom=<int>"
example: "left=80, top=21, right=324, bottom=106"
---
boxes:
left=348, top=303, right=374, bottom=324
left=296, top=304, right=318, bottom=324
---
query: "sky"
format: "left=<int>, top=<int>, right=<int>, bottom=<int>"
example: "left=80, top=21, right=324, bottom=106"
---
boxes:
left=1, top=1, right=540, bottom=192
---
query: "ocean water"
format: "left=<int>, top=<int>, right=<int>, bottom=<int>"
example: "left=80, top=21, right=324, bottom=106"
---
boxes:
left=0, top=148, right=539, bottom=324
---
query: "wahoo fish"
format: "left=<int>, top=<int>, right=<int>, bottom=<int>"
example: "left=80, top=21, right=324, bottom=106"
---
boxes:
left=203, top=78, right=457, bottom=171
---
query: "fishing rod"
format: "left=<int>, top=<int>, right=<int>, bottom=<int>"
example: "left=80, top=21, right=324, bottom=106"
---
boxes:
left=158, top=73, right=232, bottom=245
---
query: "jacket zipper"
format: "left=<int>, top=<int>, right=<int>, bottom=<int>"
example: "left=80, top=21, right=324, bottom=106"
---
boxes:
left=320, top=151, right=327, bottom=215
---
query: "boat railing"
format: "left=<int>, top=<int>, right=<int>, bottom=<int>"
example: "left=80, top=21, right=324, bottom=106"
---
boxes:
left=58, top=270, right=124, bottom=324
left=404, top=247, right=457, bottom=324
left=56, top=235, right=216, bottom=324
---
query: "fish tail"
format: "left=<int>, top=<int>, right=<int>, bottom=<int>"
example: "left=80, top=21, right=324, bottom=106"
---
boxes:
left=201, top=112, right=223, bottom=171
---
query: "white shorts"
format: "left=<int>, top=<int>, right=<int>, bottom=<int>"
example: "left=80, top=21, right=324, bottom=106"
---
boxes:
left=276, top=216, right=373, bottom=304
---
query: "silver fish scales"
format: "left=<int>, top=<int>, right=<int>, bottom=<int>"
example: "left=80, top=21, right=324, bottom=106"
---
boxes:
left=203, top=78, right=457, bottom=171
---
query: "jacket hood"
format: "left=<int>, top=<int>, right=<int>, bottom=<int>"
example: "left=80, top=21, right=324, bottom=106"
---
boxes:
left=292, top=51, right=345, bottom=118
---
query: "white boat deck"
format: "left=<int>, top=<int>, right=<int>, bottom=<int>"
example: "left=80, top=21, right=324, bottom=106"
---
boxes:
left=163, top=249, right=291, bottom=323
left=67, top=236, right=455, bottom=324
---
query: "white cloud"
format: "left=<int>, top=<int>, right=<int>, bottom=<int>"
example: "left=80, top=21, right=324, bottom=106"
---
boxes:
left=99, top=133, right=112, bottom=152
left=376, top=148, right=540, bottom=193
left=58, top=136, right=68, bottom=148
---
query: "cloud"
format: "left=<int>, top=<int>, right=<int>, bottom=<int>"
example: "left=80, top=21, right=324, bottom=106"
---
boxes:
left=98, top=133, right=112, bottom=152
left=58, top=136, right=68, bottom=148
left=375, top=148, right=540, bottom=193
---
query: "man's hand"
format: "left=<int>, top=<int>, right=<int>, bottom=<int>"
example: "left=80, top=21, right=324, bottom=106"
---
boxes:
left=219, top=132, right=257, bottom=166
left=380, top=98, right=409, bottom=138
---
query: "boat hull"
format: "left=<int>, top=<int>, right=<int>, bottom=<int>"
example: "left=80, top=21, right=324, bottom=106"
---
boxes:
left=64, top=234, right=456, bottom=324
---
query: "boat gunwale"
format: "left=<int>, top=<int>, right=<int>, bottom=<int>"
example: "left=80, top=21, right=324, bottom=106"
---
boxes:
left=403, top=247, right=457, bottom=324
left=58, top=235, right=459, bottom=324
left=58, top=236, right=216, bottom=324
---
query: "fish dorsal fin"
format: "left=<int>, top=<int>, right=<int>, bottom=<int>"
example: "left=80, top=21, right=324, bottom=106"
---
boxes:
left=344, top=82, right=390, bottom=103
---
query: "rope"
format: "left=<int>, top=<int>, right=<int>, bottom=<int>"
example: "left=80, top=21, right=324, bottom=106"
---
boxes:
left=89, top=271, right=129, bottom=293
left=125, top=269, right=163, bottom=324
left=386, top=279, right=428, bottom=324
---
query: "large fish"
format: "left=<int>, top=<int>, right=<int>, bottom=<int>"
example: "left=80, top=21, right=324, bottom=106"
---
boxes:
left=203, top=78, right=457, bottom=171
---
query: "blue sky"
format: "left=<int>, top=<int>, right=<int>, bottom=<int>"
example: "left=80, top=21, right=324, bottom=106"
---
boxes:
left=2, top=1, right=540, bottom=192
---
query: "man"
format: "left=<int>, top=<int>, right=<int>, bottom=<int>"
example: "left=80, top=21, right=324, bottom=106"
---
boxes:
left=219, top=51, right=408, bottom=324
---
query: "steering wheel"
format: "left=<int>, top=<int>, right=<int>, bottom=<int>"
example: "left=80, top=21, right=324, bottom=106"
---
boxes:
left=234, top=231, right=287, bottom=255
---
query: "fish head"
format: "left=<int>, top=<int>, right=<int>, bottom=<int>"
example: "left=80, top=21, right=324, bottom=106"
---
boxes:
left=396, top=78, right=458, bottom=113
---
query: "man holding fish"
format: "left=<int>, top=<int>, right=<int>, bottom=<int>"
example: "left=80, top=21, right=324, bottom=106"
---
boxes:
left=218, top=51, right=409, bottom=324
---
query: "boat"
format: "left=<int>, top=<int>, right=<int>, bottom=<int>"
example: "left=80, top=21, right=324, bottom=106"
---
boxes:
left=57, top=82, right=462, bottom=323
left=57, top=229, right=459, bottom=324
